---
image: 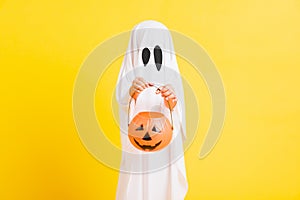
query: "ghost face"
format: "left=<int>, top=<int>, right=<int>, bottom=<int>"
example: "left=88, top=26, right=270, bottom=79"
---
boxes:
left=142, top=45, right=162, bottom=71
left=128, top=112, right=173, bottom=152
left=132, top=44, right=165, bottom=100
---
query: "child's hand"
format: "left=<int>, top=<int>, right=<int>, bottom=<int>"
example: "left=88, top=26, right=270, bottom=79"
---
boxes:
left=129, top=77, right=153, bottom=100
left=156, top=84, right=177, bottom=110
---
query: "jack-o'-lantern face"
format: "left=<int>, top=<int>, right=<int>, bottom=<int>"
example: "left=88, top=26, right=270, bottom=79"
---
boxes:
left=128, top=112, right=173, bottom=152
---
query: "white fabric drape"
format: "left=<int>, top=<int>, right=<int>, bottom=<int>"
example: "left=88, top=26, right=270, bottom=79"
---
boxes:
left=115, top=20, right=188, bottom=200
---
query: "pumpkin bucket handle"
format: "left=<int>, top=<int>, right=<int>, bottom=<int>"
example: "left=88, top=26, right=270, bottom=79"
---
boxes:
left=127, top=84, right=174, bottom=130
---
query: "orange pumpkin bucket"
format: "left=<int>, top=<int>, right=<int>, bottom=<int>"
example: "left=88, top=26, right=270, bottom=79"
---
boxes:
left=128, top=86, right=173, bottom=152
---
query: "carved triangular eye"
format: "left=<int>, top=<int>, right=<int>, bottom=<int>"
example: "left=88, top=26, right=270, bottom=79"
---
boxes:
left=152, top=126, right=161, bottom=133
left=135, top=124, right=144, bottom=131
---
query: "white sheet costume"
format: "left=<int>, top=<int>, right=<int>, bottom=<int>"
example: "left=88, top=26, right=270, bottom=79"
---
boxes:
left=116, top=20, right=188, bottom=200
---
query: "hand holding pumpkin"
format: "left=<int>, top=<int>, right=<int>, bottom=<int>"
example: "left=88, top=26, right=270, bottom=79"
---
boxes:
left=129, top=77, right=154, bottom=100
left=129, top=78, right=177, bottom=110
left=156, top=84, right=177, bottom=110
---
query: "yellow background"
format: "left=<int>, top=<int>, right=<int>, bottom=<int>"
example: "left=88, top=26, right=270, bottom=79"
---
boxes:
left=1, top=0, right=300, bottom=199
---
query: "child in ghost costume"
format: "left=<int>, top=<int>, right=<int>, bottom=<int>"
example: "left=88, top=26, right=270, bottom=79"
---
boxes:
left=115, top=20, right=188, bottom=200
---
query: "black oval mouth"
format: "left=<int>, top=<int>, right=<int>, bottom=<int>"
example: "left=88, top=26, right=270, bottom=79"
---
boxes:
left=134, top=139, right=162, bottom=151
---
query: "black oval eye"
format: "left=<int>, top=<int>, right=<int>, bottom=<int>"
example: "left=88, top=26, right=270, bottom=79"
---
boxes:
left=154, top=45, right=162, bottom=71
left=142, top=48, right=150, bottom=66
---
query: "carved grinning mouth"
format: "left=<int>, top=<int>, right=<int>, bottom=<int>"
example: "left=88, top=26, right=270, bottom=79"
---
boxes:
left=134, top=139, right=162, bottom=151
